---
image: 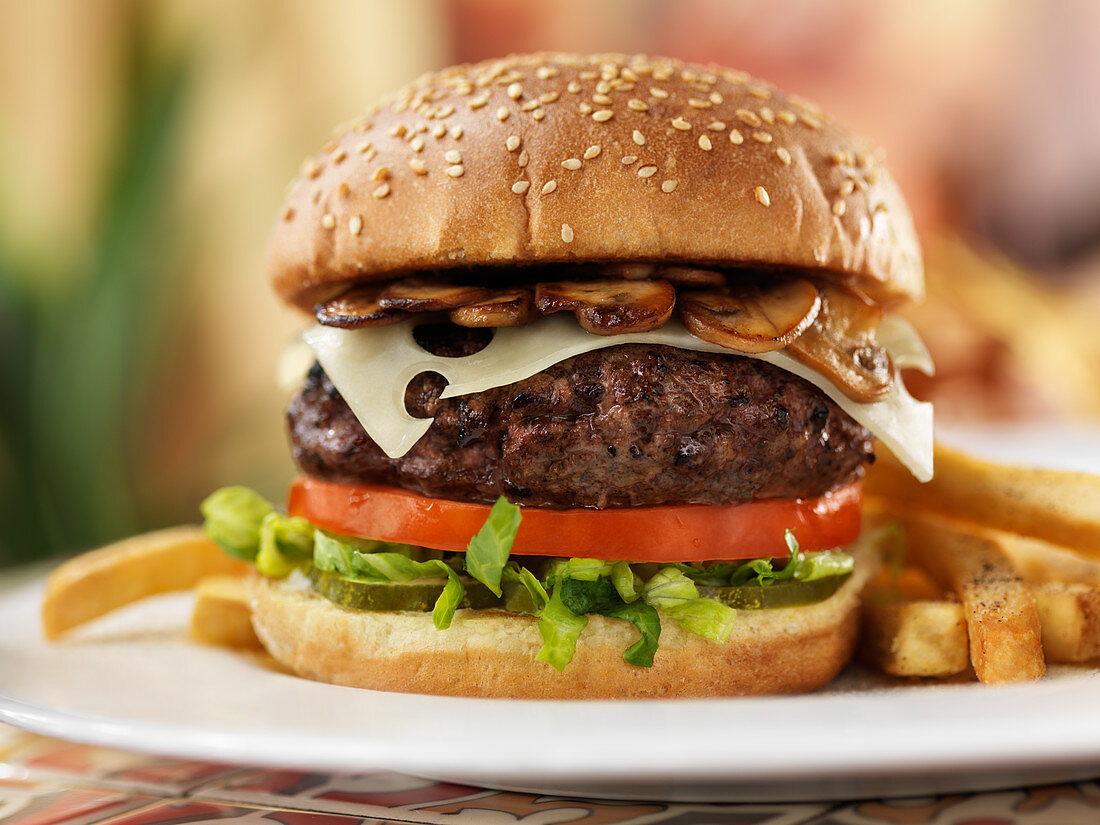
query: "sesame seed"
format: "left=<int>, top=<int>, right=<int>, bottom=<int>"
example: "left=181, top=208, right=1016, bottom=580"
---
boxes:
left=363, top=147, right=377, bottom=161
left=389, top=123, right=407, bottom=137
left=755, top=186, right=770, bottom=206
left=332, top=148, right=347, bottom=164
left=540, top=91, right=560, bottom=103
left=753, top=131, right=773, bottom=144
left=446, top=164, right=465, bottom=177
left=749, top=86, right=771, bottom=99
left=304, top=159, right=322, bottom=178
left=355, top=141, right=372, bottom=154
left=800, top=114, right=822, bottom=129
left=840, top=180, right=855, bottom=196
left=469, top=94, right=489, bottom=109
left=596, top=80, right=611, bottom=94
left=561, top=223, right=574, bottom=243
left=671, top=117, right=692, bottom=130
left=579, top=102, right=593, bottom=114
left=506, top=135, right=521, bottom=151
left=496, top=107, right=510, bottom=121
left=567, top=81, right=581, bottom=94
left=650, top=86, right=669, bottom=99
left=373, top=183, right=391, bottom=198
left=444, top=150, right=462, bottom=164
left=542, top=180, right=557, bottom=195
left=321, top=213, right=336, bottom=229
left=282, top=207, right=295, bottom=221
left=512, top=180, right=530, bottom=194
left=583, top=144, right=601, bottom=159
left=698, top=134, right=713, bottom=151
left=409, top=159, right=428, bottom=174
left=520, top=99, right=539, bottom=112
left=708, top=120, right=726, bottom=131
left=688, top=98, right=710, bottom=109
left=736, top=109, right=762, bottom=127
left=627, top=98, right=649, bottom=111
left=760, top=107, right=776, bottom=124
left=637, top=165, right=658, bottom=178
left=349, top=215, right=363, bottom=235
left=632, top=130, right=646, bottom=146
left=537, top=65, right=559, bottom=79
left=532, top=109, right=546, bottom=121
left=592, top=109, right=614, bottom=122
left=437, top=104, right=455, bottom=118
left=832, top=200, right=846, bottom=216
left=621, top=155, right=638, bottom=165
left=410, top=137, right=425, bottom=152
left=778, top=110, right=797, bottom=125
left=371, top=166, right=390, bottom=181
left=562, top=158, right=582, bottom=170
left=709, top=91, right=723, bottom=104
left=507, top=82, right=523, bottom=99
left=450, top=125, right=464, bottom=139
left=337, top=181, right=350, bottom=198
left=776, top=147, right=792, bottom=166
left=593, top=93, right=612, bottom=105
left=661, top=179, right=678, bottom=193
left=518, top=149, right=530, bottom=167
left=431, top=124, right=446, bottom=138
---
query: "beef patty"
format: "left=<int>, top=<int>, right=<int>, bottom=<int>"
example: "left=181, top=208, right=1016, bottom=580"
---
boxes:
left=287, top=337, right=875, bottom=509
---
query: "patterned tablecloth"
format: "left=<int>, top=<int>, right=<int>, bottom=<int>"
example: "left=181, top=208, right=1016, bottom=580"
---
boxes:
left=1, top=724, right=1098, bottom=825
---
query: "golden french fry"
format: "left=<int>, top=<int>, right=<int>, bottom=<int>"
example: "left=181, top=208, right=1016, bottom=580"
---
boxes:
left=42, top=526, right=247, bottom=639
left=986, top=530, right=1100, bottom=587
left=1031, top=582, right=1100, bottom=663
left=861, top=600, right=969, bottom=678
left=190, top=574, right=262, bottom=649
left=897, top=512, right=1045, bottom=683
left=865, top=443, right=1100, bottom=558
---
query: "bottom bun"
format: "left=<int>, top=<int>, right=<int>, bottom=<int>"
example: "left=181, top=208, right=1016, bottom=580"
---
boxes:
left=249, top=543, right=877, bottom=699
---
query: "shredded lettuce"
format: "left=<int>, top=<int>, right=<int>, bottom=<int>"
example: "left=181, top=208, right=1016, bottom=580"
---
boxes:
left=256, top=512, right=314, bottom=576
left=535, top=588, right=588, bottom=671
left=200, top=486, right=275, bottom=561
left=601, top=601, right=662, bottom=667
left=464, top=497, right=521, bottom=596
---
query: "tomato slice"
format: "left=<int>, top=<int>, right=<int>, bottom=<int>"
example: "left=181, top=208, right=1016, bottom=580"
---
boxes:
left=288, top=478, right=862, bottom=562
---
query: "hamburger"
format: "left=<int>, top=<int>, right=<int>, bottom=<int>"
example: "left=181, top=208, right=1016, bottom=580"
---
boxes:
left=201, top=52, right=933, bottom=698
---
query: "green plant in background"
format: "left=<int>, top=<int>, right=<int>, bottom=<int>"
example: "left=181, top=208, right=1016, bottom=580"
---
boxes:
left=0, top=14, right=194, bottom=566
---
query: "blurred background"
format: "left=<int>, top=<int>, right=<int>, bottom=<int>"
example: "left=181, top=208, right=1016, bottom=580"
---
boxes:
left=3, top=0, right=1100, bottom=566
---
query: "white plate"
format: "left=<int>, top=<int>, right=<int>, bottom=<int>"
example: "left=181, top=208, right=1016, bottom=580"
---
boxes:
left=2, top=426, right=1099, bottom=803
left=2, top=577, right=1099, bottom=802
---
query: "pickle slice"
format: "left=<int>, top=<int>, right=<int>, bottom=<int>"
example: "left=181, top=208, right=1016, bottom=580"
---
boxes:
left=308, top=568, right=503, bottom=612
left=698, top=574, right=849, bottom=610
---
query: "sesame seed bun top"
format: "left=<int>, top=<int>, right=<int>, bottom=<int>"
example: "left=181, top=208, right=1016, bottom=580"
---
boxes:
left=269, top=52, right=923, bottom=313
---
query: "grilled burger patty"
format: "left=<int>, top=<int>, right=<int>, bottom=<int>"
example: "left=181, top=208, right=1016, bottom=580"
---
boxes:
left=288, top=336, right=875, bottom=509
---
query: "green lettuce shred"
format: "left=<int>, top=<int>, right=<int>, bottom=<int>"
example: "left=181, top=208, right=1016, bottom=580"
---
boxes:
left=535, top=588, right=589, bottom=671
left=464, top=497, right=521, bottom=596
left=200, top=486, right=275, bottom=561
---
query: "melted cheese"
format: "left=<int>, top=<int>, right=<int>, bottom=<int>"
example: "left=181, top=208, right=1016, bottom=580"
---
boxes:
left=303, top=315, right=934, bottom=481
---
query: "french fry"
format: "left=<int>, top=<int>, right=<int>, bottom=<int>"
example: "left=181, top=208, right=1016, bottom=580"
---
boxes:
left=986, top=530, right=1100, bottom=587
left=897, top=512, right=1045, bottom=683
left=42, top=526, right=246, bottom=639
left=861, top=600, right=969, bottom=677
left=1031, top=581, right=1100, bottom=663
left=865, top=443, right=1100, bottom=558
left=190, top=574, right=262, bottom=649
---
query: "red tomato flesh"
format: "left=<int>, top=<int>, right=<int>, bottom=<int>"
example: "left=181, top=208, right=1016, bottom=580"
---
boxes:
left=288, top=478, right=862, bottom=562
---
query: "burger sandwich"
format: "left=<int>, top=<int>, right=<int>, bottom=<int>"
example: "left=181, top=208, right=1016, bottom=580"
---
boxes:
left=201, top=53, right=933, bottom=698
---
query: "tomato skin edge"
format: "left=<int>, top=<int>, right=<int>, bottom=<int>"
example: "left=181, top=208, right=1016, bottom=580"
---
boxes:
left=288, top=478, right=862, bottom=562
